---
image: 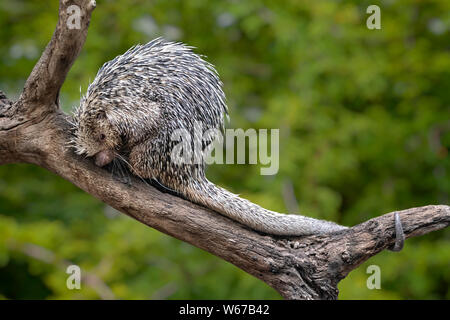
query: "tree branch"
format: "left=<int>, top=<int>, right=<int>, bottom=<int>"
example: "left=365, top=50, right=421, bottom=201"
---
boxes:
left=0, top=0, right=448, bottom=299
left=19, top=0, right=96, bottom=115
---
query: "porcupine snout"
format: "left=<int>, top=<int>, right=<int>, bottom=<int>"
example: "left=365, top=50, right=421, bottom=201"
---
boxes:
left=94, top=150, right=115, bottom=167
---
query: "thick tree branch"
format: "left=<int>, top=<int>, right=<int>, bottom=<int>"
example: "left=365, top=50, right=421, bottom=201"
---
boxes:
left=0, top=0, right=448, bottom=299
left=19, top=0, right=96, bottom=115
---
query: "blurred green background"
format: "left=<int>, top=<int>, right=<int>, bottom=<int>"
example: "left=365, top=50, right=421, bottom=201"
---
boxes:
left=0, top=0, right=449, bottom=299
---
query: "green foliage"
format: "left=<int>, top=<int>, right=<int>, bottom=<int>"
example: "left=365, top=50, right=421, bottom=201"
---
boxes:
left=0, top=0, right=448, bottom=299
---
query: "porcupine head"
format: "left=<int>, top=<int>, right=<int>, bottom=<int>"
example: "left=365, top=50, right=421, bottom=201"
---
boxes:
left=70, top=38, right=348, bottom=236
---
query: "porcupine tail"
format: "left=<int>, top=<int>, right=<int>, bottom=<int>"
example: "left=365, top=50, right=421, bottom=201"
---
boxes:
left=183, top=178, right=348, bottom=236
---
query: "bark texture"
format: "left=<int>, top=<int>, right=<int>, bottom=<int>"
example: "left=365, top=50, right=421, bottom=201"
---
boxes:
left=0, top=0, right=448, bottom=300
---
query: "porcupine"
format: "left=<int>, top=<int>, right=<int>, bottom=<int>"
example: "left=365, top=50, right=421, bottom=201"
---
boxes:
left=70, top=38, right=352, bottom=236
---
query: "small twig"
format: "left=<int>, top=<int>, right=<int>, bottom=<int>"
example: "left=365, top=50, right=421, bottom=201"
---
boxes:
left=282, top=179, right=300, bottom=214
